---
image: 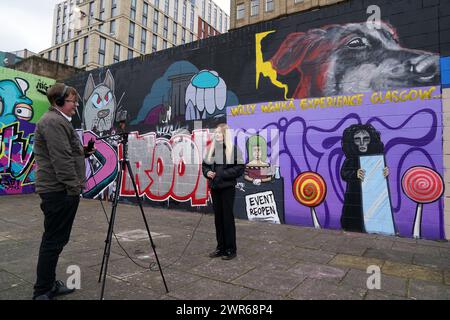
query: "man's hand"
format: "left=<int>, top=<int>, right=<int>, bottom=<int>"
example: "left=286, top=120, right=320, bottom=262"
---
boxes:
left=83, top=145, right=96, bottom=157
left=207, top=171, right=216, bottom=179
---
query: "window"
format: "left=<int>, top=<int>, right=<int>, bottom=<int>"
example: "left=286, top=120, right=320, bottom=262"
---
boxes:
left=164, top=0, right=169, bottom=14
left=111, top=0, right=118, bottom=17
left=182, top=1, right=187, bottom=27
left=181, top=27, right=186, bottom=44
left=128, top=49, right=133, bottom=59
left=208, top=2, right=211, bottom=23
left=55, top=31, right=59, bottom=45
left=190, top=32, right=193, bottom=42
left=251, top=0, right=259, bottom=16
left=163, top=40, right=167, bottom=49
left=130, top=0, right=136, bottom=20
left=294, top=0, right=304, bottom=3
left=236, top=3, right=245, bottom=19
left=190, top=4, right=194, bottom=31
left=141, top=29, right=147, bottom=52
left=56, top=47, right=60, bottom=62
left=110, top=20, right=116, bottom=35
left=219, top=11, right=222, bottom=32
left=98, top=36, right=106, bottom=65
left=152, top=34, right=158, bottom=52
left=265, top=0, right=274, bottom=12
left=173, top=22, right=178, bottom=43
left=154, top=0, right=160, bottom=8
left=114, top=43, right=120, bottom=63
left=57, top=5, right=61, bottom=25
left=88, top=2, right=94, bottom=25
left=225, top=15, right=228, bottom=30
left=82, top=37, right=88, bottom=64
left=213, top=6, right=217, bottom=28
left=129, top=22, right=135, bottom=47
left=202, top=0, right=205, bottom=18
left=73, top=40, right=78, bottom=66
left=174, top=0, right=179, bottom=20
left=163, top=16, right=168, bottom=38
left=63, top=4, right=67, bottom=23
left=47, top=51, right=51, bottom=60
left=64, top=44, right=69, bottom=64
left=153, top=10, right=159, bottom=33
left=99, top=0, right=105, bottom=20
left=143, top=2, right=148, bottom=26
left=62, top=24, right=66, bottom=41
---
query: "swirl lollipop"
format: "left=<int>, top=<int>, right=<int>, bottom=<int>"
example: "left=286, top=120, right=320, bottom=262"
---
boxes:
left=293, top=172, right=327, bottom=229
left=401, top=166, right=444, bottom=239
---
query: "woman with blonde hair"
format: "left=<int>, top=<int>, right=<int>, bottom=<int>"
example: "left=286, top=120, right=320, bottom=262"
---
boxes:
left=202, top=123, right=244, bottom=260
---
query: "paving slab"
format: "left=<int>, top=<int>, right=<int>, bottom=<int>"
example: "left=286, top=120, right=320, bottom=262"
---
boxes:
left=0, top=194, right=448, bottom=300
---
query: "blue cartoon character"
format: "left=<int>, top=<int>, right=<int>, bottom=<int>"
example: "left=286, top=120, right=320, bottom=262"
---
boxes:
left=185, top=70, right=227, bottom=120
left=0, top=78, right=33, bottom=127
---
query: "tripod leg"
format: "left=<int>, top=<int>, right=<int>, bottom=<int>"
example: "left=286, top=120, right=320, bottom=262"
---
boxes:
left=98, top=187, right=115, bottom=282
left=85, top=157, right=109, bottom=283
left=99, top=160, right=124, bottom=300
left=125, top=160, right=169, bottom=293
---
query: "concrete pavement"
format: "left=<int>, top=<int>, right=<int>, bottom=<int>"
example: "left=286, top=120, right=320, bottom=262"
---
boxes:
left=0, top=194, right=449, bottom=300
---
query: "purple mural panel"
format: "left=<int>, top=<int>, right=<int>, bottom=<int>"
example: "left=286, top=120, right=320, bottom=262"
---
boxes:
left=0, top=121, right=36, bottom=195
left=227, top=86, right=444, bottom=240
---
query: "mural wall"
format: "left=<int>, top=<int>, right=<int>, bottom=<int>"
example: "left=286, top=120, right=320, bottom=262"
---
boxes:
left=228, top=87, right=444, bottom=239
left=39, top=0, right=450, bottom=239
left=0, top=67, right=55, bottom=195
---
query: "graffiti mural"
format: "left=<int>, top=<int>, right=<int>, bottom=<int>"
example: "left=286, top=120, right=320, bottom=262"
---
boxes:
left=0, top=67, right=55, bottom=195
left=131, top=61, right=238, bottom=127
left=340, top=124, right=395, bottom=235
left=56, top=0, right=448, bottom=240
left=120, top=129, right=211, bottom=206
left=257, top=22, right=440, bottom=99
left=77, top=130, right=118, bottom=199
left=228, top=86, right=444, bottom=239
left=83, top=70, right=124, bottom=136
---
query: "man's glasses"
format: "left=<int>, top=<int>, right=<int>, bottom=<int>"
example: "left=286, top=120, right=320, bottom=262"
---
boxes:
left=65, top=99, right=79, bottom=106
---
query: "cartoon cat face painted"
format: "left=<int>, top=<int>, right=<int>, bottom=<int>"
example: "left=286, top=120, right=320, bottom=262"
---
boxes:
left=83, top=70, right=116, bottom=133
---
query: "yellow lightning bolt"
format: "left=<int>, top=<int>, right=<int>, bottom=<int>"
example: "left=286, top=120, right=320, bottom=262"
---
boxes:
left=255, top=31, right=290, bottom=100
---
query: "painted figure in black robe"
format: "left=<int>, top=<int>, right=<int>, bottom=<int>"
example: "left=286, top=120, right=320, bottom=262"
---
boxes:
left=340, top=124, right=387, bottom=232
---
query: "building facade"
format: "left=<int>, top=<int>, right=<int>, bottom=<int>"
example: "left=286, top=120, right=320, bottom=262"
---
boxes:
left=40, top=0, right=229, bottom=70
left=230, top=0, right=345, bottom=29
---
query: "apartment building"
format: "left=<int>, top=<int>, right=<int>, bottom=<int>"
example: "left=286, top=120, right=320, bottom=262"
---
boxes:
left=230, top=0, right=346, bottom=29
left=40, top=0, right=229, bottom=70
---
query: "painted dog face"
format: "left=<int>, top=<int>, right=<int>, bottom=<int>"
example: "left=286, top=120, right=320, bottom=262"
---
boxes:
left=83, top=70, right=116, bottom=134
left=270, top=22, right=440, bottom=98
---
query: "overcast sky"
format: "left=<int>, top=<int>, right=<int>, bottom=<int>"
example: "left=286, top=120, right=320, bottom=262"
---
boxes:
left=0, top=0, right=230, bottom=54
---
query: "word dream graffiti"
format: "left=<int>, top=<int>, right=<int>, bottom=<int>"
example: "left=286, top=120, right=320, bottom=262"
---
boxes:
left=0, top=67, right=55, bottom=195
left=227, top=86, right=445, bottom=240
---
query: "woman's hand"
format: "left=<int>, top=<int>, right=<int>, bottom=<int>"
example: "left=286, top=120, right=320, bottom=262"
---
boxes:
left=207, top=171, right=216, bottom=179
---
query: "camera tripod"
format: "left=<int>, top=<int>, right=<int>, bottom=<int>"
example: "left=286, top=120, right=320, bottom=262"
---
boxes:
left=96, top=131, right=169, bottom=300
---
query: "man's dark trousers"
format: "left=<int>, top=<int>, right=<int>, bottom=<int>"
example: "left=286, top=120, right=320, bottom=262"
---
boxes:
left=211, top=187, right=237, bottom=254
left=33, top=191, right=79, bottom=297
